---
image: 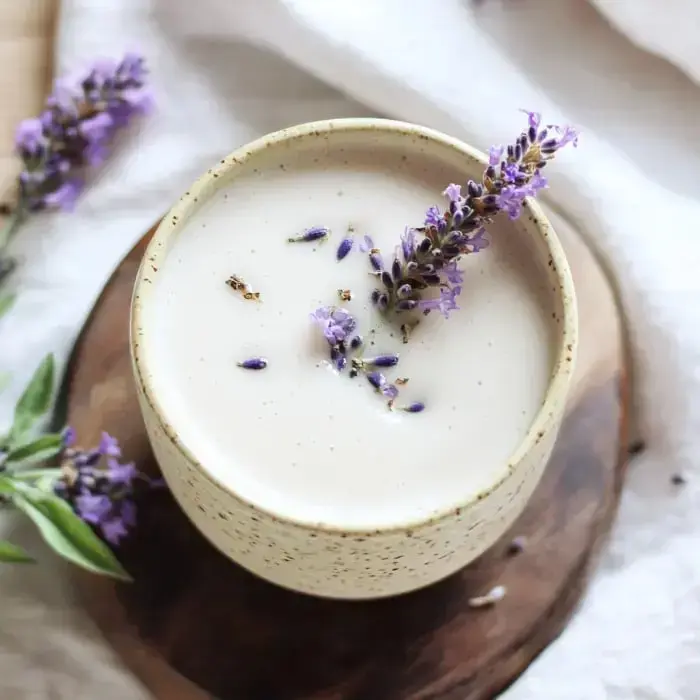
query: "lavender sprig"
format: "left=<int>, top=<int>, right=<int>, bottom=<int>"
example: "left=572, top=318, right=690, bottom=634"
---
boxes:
left=55, top=429, right=162, bottom=545
left=367, top=111, right=578, bottom=319
left=14, top=53, right=152, bottom=214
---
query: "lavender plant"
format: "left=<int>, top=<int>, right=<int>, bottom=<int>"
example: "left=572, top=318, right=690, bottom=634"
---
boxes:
left=366, top=111, right=578, bottom=318
left=0, top=54, right=153, bottom=576
left=0, top=53, right=151, bottom=274
left=0, top=354, right=157, bottom=577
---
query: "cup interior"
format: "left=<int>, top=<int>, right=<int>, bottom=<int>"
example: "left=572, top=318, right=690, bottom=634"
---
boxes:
left=131, top=118, right=577, bottom=533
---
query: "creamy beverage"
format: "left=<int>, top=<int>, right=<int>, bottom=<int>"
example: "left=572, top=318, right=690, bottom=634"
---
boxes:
left=140, top=137, right=557, bottom=530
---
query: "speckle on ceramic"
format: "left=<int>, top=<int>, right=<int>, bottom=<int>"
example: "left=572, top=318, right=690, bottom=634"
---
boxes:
left=130, top=118, right=578, bottom=600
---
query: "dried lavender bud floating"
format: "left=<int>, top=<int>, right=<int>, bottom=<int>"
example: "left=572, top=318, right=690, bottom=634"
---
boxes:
left=367, top=371, right=385, bottom=391
left=350, top=335, right=363, bottom=350
left=287, top=226, right=329, bottom=243
left=401, top=402, right=425, bottom=413
left=237, top=357, right=267, bottom=370
left=364, top=354, right=399, bottom=368
left=336, top=237, right=354, bottom=261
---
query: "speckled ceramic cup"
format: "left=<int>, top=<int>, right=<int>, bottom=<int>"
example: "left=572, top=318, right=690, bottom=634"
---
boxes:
left=130, top=119, right=577, bottom=600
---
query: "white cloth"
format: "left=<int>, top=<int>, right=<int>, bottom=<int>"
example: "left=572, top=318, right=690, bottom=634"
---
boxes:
left=1, top=0, right=699, bottom=697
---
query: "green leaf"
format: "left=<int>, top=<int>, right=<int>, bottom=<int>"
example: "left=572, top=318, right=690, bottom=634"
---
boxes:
left=0, top=540, right=34, bottom=563
left=5, top=433, right=63, bottom=467
left=0, top=475, right=18, bottom=495
left=11, top=468, right=61, bottom=492
left=8, top=354, right=55, bottom=447
left=0, top=293, right=15, bottom=319
left=0, top=372, right=10, bottom=394
left=12, top=487, right=131, bottom=581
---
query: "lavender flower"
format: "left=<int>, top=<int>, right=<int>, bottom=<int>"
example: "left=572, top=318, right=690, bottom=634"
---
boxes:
left=310, top=306, right=357, bottom=345
left=55, top=429, right=160, bottom=545
left=288, top=226, right=330, bottom=243
left=310, top=306, right=358, bottom=370
left=237, top=357, right=268, bottom=370
left=362, top=354, right=399, bottom=368
left=401, top=402, right=425, bottom=413
left=366, top=371, right=399, bottom=400
left=367, top=111, right=578, bottom=319
left=336, top=236, right=354, bottom=260
left=14, top=53, right=151, bottom=213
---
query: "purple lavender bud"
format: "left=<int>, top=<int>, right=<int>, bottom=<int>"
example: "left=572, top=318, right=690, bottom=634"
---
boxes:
left=396, top=299, right=419, bottom=311
left=418, top=238, right=432, bottom=254
left=452, top=209, right=464, bottom=227
left=367, top=371, right=385, bottom=390
left=507, top=145, right=515, bottom=158
left=402, top=402, right=425, bottom=413
left=382, top=384, right=399, bottom=400
left=467, top=180, right=482, bottom=198
left=480, top=194, right=500, bottom=213
left=336, top=355, right=348, bottom=371
left=377, top=293, right=389, bottom=311
left=336, top=237, right=354, bottom=261
left=391, top=258, right=402, bottom=280
left=406, top=261, right=419, bottom=273
left=485, top=165, right=496, bottom=180
left=401, top=228, right=416, bottom=260
left=365, top=354, right=399, bottom=368
left=330, top=346, right=341, bottom=362
left=350, top=335, right=363, bottom=350
left=371, top=289, right=381, bottom=305
left=369, top=251, right=384, bottom=271
left=397, top=283, right=413, bottom=299
left=381, top=271, right=394, bottom=290
left=62, top=426, right=77, bottom=448
left=518, top=134, right=528, bottom=152
left=514, top=143, right=522, bottom=161
left=288, top=226, right=329, bottom=243
left=237, top=357, right=268, bottom=370
left=359, top=234, right=374, bottom=252
left=528, top=125, right=537, bottom=143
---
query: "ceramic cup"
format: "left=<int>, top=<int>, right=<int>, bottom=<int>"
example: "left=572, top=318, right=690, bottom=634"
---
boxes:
left=130, top=119, right=578, bottom=600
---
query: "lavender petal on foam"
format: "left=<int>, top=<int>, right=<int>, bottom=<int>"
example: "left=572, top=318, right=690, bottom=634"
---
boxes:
left=367, top=111, right=578, bottom=320
left=310, top=305, right=358, bottom=371
left=56, top=429, right=162, bottom=545
left=288, top=226, right=330, bottom=243
left=401, top=402, right=425, bottom=414
left=237, top=357, right=268, bottom=370
left=14, top=53, right=151, bottom=213
left=336, top=236, right=354, bottom=261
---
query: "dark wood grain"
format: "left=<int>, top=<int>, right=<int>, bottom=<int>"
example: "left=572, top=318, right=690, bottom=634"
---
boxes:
left=66, top=215, right=628, bottom=700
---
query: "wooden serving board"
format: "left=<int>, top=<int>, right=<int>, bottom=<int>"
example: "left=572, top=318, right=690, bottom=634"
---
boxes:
left=65, top=209, right=629, bottom=700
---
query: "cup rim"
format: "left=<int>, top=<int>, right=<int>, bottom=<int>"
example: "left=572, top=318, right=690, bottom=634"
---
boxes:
left=131, top=117, right=578, bottom=535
